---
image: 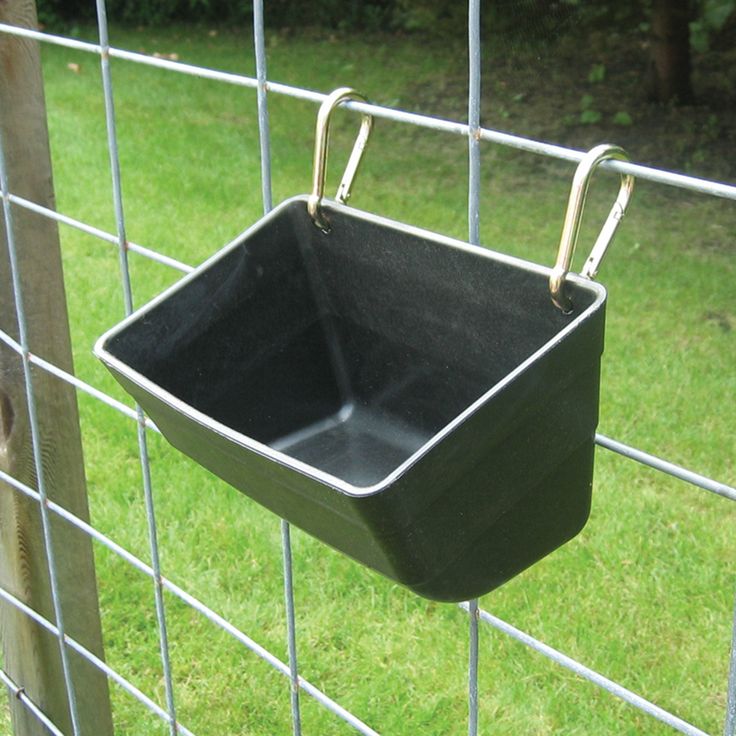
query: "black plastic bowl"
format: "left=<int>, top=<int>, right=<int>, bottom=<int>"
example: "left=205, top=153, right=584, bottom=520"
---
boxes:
left=95, top=196, right=606, bottom=601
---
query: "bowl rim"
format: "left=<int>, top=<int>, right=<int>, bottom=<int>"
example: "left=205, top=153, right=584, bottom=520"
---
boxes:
left=94, top=195, right=607, bottom=498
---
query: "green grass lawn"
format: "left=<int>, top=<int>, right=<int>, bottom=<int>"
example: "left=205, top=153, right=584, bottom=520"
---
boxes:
left=3, top=23, right=735, bottom=736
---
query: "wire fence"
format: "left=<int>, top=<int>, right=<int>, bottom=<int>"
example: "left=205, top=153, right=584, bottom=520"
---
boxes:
left=0, top=1, right=735, bottom=734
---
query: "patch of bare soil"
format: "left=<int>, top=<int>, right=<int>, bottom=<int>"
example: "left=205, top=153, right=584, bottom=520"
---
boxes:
left=408, top=27, right=736, bottom=184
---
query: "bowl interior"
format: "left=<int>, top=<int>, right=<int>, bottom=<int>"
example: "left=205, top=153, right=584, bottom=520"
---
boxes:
left=104, top=201, right=597, bottom=486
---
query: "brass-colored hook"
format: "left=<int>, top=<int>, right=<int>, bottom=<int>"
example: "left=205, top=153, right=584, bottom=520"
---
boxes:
left=307, top=87, right=374, bottom=232
left=549, top=144, right=635, bottom=312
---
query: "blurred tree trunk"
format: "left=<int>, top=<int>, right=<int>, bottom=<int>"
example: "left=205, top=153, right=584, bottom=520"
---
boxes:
left=649, top=0, right=694, bottom=103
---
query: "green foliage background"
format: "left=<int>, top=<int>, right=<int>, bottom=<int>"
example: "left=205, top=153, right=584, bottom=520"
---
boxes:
left=35, top=0, right=736, bottom=60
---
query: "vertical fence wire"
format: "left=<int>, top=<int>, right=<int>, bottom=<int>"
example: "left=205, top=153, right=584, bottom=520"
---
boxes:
left=253, top=3, right=303, bottom=732
left=0, top=584, right=195, bottom=736
left=466, top=2, right=481, bottom=732
left=725, top=590, right=736, bottom=736
left=0, top=129, right=82, bottom=736
left=94, top=1, right=179, bottom=732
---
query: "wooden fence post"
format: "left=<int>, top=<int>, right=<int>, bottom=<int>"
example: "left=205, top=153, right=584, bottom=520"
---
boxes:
left=0, top=2, right=115, bottom=734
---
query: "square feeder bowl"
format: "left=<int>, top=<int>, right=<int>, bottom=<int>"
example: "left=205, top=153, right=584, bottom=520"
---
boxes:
left=95, top=196, right=606, bottom=601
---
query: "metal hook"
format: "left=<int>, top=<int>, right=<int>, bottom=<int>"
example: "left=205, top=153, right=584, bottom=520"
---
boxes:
left=307, top=87, right=374, bottom=232
left=549, top=144, right=635, bottom=312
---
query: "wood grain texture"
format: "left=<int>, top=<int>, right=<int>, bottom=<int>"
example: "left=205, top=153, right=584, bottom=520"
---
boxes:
left=0, top=2, right=114, bottom=734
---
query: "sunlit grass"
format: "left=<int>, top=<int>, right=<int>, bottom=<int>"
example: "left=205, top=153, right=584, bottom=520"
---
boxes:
left=2, top=23, right=734, bottom=736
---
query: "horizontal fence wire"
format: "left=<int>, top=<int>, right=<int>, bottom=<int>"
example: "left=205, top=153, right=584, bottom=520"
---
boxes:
left=0, top=670, right=65, bottom=736
left=2, top=21, right=736, bottom=201
left=0, top=450, right=711, bottom=736
left=7, top=192, right=193, bottom=273
left=595, top=434, right=736, bottom=502
left=93, top=1, right=180, bottom=732
left=0, top=8, right=734, bottom=736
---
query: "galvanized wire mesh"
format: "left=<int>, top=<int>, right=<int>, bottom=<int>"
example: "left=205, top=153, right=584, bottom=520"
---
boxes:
left=0, top=2, right=734, bottom=734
